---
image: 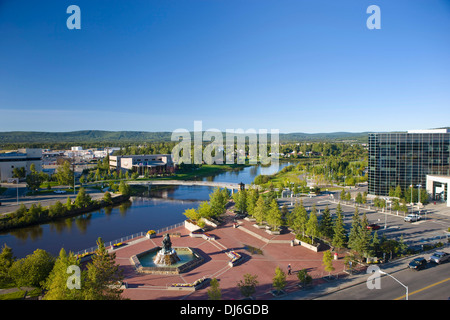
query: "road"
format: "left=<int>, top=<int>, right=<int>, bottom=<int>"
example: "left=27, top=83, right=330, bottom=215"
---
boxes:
left=0, top=184, right=104, bottom=215
left=316, top=251, right=450, bottom=300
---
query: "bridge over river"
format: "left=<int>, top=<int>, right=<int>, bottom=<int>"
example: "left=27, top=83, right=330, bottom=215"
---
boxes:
left=127, top=180, right=248, bottom=191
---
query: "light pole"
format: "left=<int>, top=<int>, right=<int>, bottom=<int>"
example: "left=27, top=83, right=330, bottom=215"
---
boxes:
left=416, top=184, right=422, bottom=215
left=379, top=270, right=408, bottom=300
left=410, top=184, right=414, bottom=214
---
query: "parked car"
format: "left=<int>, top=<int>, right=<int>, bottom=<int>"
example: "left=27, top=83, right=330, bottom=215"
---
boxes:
left=54, top=190, right=66, bottom=194
left=404, top=214, right=421, bottom=222
left=408, top=257, right=427, bottom=270
left=429, top=252, right=450, bottom=264
left=367, top=223, right=381, bottom=230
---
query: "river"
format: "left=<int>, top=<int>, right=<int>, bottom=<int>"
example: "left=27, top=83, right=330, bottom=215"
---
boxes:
left=0, top=162, right=293, bottom=258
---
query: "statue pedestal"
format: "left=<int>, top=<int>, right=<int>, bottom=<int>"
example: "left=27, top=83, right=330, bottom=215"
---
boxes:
left=153, top=249, right=180, bottom=266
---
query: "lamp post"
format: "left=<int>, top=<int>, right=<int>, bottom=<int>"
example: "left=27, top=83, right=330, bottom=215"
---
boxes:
left=379, top=270, right=408, bottom=300
left=416, top=184, right=422, bottom=215
left=410, top=184, right=414, bottom=214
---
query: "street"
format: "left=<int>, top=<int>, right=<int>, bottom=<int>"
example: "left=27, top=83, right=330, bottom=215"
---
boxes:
left=315, top=250, right=450, bottom=300
left=0, top=183, right=104, bottom=215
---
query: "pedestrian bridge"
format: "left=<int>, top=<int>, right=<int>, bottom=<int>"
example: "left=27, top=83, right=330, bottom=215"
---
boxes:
left=127, top=179, right=247, bottom=190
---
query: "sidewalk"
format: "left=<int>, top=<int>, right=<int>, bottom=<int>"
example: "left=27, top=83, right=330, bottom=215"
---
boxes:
left=276, top=243, right=450, bottom=300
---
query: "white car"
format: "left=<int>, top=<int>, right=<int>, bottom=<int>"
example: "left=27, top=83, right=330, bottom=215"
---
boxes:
left=54, top=190, right=66, bottom=194
left=429, top=252, right=450, bottom=264
left=404, top=214, right=421, bottom=222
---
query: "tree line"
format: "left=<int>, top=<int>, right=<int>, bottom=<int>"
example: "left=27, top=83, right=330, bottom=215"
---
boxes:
left=0, top=237, right=124, bottom=300
left=231, top=189, right=411, bottom=262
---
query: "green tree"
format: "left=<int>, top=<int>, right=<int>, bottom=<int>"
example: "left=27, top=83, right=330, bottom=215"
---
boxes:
left=319, top=204, right=333, bottom=240
left=358, top=212, right=372, bottom=259
left=0, top=244, right=15, bottom=286
left=103, top=191, right=113, bottom=205
left=26, top=164, right=45, bottom=193
left=119, top=181, right=131, bottom=196
left=246, top=189, right=259, bottom=217
left=74, top=187, right=92, bottom=209
left=12, top=167, right=26, bottom=179
left=297, top=269, right=312, bottom=287
left=266, top=199, right=282, bottom=231
left=197, top=201, right=213, bottom=219
left=253, top=196, right=266, bottom=224
left=56, top=161, right=74, bottom=187
left=84, top=237, right=124, bottom=300
left=340, top=189, right=347, bottom=201
left=272, top=266, right=287, bottom=294
left=43, top=248, right=84, bottom=300
left=306, top=205, right=319, bottom=243
left=65, top=196, right=73, bottom=211
left=207, top=278, right=222, bottom=300
left=233, top=189, right=247, bottom=213
left=332, top=203, right=346, bottom=249
left=322, top=250, right=335, bottom=276
left=237, top=273, right=259, bottom=299
left=370, top=231, right=381, bottom=258
left=48, top=200, right=67, bottom=218
left=348, top=207, right=361, bottom=251
left=209, top=187, right=227, bottom=218
left=183, top=208, right=201, bottom=222
left=394, top=185, right=403, bottom=198
left=9, top=249, right=55, bottom=288
left=293, top=200, right=308, bottom=237
left=355, top=192, right=363, bottom=205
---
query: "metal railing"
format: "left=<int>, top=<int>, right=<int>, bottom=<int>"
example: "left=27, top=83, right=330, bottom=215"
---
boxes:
left=73, top=221, right=185, bottom=256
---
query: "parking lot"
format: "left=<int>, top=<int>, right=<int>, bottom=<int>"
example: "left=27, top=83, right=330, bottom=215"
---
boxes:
left=278, top=193, right=450, bottom=249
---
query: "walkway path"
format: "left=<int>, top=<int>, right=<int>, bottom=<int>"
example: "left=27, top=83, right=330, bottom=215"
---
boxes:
left=112, top=209, right=348, bottom=300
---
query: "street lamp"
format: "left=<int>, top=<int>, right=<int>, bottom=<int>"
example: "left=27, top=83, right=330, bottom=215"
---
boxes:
left=378, top=270, right=408, bottom=300
left=416, top=184, right=422, bottom=215
left=410, top=184, right=414, bottom=214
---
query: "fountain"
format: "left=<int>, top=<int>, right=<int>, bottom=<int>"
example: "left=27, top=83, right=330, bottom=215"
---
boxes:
left=130, top=233, right=204, bottom=274
left=153, top=233, right=180, bottom=266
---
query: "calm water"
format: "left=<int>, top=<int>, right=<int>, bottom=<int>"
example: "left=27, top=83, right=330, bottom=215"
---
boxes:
left=0, top=162, right=292, bottom=258
left=138, top=249, right=196, bottom=268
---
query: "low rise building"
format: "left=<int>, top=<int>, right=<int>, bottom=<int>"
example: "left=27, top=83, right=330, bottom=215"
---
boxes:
left=0, top=148, right=42, bottom=182
left=110, top=154, right=175, bottom=175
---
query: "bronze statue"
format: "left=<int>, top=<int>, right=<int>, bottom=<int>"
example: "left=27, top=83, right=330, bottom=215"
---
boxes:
left=162, top=233, right=172, bottom=253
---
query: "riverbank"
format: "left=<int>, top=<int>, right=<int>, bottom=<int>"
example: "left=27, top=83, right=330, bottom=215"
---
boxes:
left=0, top=193, right=130, bottom=232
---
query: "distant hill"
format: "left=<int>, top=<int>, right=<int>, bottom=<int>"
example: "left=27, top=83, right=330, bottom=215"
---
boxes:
left=0, top=130, right=370, bottom=146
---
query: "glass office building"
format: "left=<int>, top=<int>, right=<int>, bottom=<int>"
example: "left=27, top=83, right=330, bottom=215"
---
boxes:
left=368, top=129, right=450, bottom=196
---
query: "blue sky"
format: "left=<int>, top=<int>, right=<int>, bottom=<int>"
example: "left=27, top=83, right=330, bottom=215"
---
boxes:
left=0, top=0, right=449, bottom=133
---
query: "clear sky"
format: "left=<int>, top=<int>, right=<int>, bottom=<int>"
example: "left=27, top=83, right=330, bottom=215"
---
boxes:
left=0, top=0, right=449, bottom=133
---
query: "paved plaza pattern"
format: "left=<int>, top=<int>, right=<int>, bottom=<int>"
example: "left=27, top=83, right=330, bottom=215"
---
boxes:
left=113, top=211, right=349, bottom=300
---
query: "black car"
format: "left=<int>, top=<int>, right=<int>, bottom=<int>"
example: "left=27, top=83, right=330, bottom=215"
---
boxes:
left=408, top=257, right=427, bottom=270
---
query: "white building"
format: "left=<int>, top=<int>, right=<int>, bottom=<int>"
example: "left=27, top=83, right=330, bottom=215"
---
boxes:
left=110, top=154, right=175, bottom=175
left=0, top=149, right=42, bottom=182
left=426, top=175, right=450, bottom=207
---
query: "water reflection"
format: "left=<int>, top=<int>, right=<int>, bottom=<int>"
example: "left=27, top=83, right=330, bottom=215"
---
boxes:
left=0, top=162, right=291, bottom=258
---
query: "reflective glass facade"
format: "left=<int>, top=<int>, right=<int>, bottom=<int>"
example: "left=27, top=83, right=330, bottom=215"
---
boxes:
left=368, top=132, right=450, bottom=196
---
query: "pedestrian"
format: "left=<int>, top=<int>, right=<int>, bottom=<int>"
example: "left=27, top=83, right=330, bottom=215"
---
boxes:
left=287, top=264, right=291, bottom=275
